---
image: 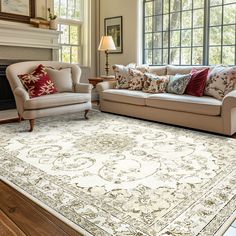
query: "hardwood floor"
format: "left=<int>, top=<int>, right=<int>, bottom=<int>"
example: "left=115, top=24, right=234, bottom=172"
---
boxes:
left=0, top=181, right=82, bottom=236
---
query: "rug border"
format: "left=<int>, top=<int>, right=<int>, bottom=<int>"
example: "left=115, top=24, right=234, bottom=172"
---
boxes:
left=215, top=210, right=236, bottom=236
left=1, top=176, right=91, bottom=236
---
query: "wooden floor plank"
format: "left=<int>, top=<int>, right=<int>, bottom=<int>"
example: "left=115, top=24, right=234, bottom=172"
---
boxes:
left=0, top=181, right=82, bottom=236
left=0, top=210, right=26, bottom=236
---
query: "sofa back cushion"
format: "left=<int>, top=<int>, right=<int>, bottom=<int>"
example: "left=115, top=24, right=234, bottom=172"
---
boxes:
left=149, top=66, right=167, bottom=76
left=46, top=67, right=73, bottom=92
left=167, top=65, right=210, bottom=75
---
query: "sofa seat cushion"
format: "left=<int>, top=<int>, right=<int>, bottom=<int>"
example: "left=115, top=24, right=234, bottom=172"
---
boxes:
left=146, top=93, right=222, bottom=116
left=102, top=89, right=150, bottom=106
left=24, top=93, right=90, bottom=110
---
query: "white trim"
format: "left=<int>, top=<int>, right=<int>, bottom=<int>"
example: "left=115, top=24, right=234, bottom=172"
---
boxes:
left=0, top=21, right=61, bottom=50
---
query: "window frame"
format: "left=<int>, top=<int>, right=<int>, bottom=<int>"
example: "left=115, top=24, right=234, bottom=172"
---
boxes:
left=54, top=0, right=83, bottom=64
left=143, top=0, right=236, bottom=66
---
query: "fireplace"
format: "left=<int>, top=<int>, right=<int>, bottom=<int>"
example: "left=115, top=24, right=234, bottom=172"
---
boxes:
left=0, top=65, right=16, bottom=110
left=0, top=21, right=61, bottom=111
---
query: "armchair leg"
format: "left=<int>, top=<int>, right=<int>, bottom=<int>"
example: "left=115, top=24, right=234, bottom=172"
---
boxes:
left=29, top=119, right=35, bottom=132
left=18, top=113, right=23, bottom=122
left=84, top=110, right=89, bottom=120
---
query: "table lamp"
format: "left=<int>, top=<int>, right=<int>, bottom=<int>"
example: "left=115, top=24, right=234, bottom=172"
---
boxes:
left=98, top=36, right=116, bottom=76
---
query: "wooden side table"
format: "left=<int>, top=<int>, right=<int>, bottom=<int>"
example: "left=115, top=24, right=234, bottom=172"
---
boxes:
left=88, top=76, right=115, bottom=88
left=88, top=76, right=115, bottom=104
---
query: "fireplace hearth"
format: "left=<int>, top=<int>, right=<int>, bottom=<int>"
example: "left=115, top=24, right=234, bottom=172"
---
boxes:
left=0, top=65, right=16, bottom=110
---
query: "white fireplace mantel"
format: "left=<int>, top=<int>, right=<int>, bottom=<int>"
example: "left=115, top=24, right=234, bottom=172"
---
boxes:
left=0, top=21, right=61, bottom=50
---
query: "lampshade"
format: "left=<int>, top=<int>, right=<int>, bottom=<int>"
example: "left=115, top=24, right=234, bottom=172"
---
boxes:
left=98, top=36, right=116, bottom=51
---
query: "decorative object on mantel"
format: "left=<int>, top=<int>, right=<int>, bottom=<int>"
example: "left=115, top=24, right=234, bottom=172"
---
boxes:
left=0, top=0, right=35, bottom=24
left=48, top=8, right=58, bottom=30
left=30, top=17, right=49, bottom=29
left=98, top=36, right=116, bottom=76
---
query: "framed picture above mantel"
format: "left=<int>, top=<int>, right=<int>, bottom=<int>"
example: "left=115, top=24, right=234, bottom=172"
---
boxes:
left=0, top=0, right=35, bottom=23
left=104, top=16, right=123, bottom=54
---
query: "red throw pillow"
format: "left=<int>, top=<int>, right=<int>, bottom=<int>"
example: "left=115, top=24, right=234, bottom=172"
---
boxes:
left=185, top=68, right=210, bottom=97
left=18, top=64, right=57, bottom=98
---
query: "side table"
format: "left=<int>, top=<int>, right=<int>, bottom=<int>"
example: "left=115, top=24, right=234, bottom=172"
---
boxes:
left=88, top=76, right=115, bottom=104
left=88, top=76, right=115, bottom=88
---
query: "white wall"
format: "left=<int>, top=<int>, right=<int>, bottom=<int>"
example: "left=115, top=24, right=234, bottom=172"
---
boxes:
left=98, top=0, right=142, bottom=76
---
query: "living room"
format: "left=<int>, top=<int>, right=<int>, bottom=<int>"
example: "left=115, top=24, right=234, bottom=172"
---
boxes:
left=0, top=0, right=236, bottom=235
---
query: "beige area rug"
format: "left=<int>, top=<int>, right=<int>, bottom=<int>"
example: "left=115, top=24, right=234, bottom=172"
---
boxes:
left=0, top=110, right=236, bottom=236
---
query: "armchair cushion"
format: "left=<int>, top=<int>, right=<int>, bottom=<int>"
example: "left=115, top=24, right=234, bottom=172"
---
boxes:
left=46, top=67, right=73, bottom=92
left=24, top=93, right=91, bottom=110
left=18, top=64, right=57, bottom=98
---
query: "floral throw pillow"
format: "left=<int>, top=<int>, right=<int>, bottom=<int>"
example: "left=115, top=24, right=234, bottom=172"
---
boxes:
left=204, top=66, right=236, bottom=100
left=129, top=68, right=144, bottom=90
left=18, top=64, right=57, bottom=98
left=142, top=73, right=169, bottom=93
left=113, top=64, right=134, bottom=89
left=167, top=73, right=191, bottom=95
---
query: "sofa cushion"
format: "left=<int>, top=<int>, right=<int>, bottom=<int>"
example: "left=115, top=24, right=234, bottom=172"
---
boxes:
left=46, top=67, right=73, bottom=92
left=167, top=65, right=209, bottom=75
left=146, top=93, right=222, bottom=116
left=204, top=66, right=236, bottom=100
left=185, top=68, right=210, bottom=97
left=149, top=66, right=167, bottom=76
left=24, top=93, right=90, bottom=110
left=143, top=73, right=169, bottom=93
left=102, top=89, right=149, bottom=106
left=18, top=64, right=57, bottom=98
left=167, top=74, right=191, bottom=95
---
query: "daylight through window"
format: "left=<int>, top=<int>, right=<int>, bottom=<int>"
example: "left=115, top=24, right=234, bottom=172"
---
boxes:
left=143, top=0, right=236, bottom=65
left=54, top=0, right=83, bottom=64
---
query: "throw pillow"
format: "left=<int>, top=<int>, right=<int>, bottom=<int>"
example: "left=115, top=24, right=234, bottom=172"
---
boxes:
left=18, top=64, right=57, bottom=98
left=204, top=66, right=236, bottom=100
left=46, top=67, right=73, bottom=92
left=142, top=73, right=169, bottom=93
left=129, top=68, right=144, bottom=90
left=185, top=68, right=210, bottom=97
left=167, top=73, right=191, bottom=95
left=113, top=64, right=132, bottom=89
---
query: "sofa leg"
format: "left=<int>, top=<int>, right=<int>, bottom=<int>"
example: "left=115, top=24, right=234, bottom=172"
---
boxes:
left=18, top=114, right=22, bottom=122
left=29, top=119, right=35, bottom=132
left=84, top=110, right=89, bottom=120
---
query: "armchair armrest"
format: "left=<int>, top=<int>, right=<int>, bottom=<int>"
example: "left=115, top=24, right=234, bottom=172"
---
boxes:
left=14, top=87, right=30, bottom=101
left=96, top=81, right=116, bottom=94
left=75, top=83, right=93, bottom=93
left=13, top=87, right=30, bottom=116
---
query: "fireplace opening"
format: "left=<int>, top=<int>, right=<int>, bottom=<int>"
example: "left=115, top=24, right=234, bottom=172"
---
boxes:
left=0, top=65, right=16, bottom=110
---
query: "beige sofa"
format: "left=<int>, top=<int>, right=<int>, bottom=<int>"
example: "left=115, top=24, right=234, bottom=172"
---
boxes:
left=97, top=65, right=236, bottom=136
left=6, top=61, right=92, bottom=131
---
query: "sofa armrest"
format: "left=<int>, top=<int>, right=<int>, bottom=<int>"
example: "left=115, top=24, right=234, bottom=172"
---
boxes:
left=75, top=83, right=93, bottom=93
left=96, top=81, right=116, bottom=94
left=222, top=90, right=236, bottom=135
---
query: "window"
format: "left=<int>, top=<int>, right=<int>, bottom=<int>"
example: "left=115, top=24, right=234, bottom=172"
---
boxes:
left=54, top=0, right=83, bottom=64
left=143, top=0, right=236, bottom=65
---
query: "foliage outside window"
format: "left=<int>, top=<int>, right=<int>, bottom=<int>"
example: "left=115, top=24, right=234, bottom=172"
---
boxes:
left=54, top=0, right=83, bottom=64
left=143, top=0, right=236, bottom=65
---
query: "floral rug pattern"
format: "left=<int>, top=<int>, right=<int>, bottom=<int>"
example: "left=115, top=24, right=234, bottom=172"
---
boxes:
left=0, top=111, right=236, bottom=236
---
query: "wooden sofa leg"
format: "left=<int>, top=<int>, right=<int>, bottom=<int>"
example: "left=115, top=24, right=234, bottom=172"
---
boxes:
left=84, top=110, right=89, bottom=120
left=29, top=119, right=35, bottom=132
left=18, top=113, right=23, bottom=122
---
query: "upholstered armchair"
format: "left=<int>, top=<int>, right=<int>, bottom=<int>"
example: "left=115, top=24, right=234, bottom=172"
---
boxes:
left=6, top=61, right=92, bottom=131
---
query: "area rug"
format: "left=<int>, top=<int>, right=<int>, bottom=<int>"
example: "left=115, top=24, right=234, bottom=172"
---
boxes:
left=0, top=110, right=236, bottom=236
